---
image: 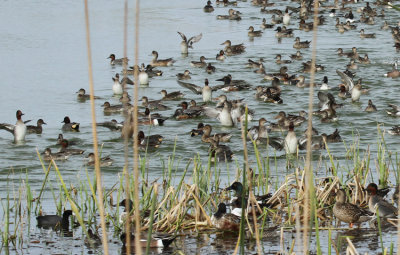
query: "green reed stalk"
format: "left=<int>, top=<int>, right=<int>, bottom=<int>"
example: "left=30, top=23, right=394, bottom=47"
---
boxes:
left=376, top=210, right=384, bottom=255
left=328, top=227, right=332, bottom=255
left=2, top=193, right=9, bottom=246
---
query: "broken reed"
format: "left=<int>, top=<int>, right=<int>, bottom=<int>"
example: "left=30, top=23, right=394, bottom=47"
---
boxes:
left=0, top=127, right=398, bottom=254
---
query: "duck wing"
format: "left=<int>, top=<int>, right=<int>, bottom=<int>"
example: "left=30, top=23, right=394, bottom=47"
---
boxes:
left=336, top=69, right=354, bottom=91
left=188, top=33, right=203, bottom=48
left=203, top=107, right=221, bottom=118
left=177, top=81, right=202, bottom=95
left=177, top=31, right=187, bottom=42
left=389, top=104, right=400, bottom=111
left=0, top=123, right=15, bottom=134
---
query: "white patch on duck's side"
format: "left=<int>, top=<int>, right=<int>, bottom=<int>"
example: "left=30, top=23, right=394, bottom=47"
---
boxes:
left=231, top=208, right=242, bottom=217
left=218, top=107, right=233, bottom=126
left=202, top=87, right=212, bottom=102
left=139, top=70, right=149, bottom=85
left=14, top=121, right=27, bottom=142
left=113, top=79, right=123, bottom=95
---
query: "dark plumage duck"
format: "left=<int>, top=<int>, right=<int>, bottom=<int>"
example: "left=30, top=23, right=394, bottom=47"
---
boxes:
left=27, top=119, right=46, bottom=134
left=201, top=124, right=232, bottom=143
left=62, top=116, right=79, bottom=132
left=293, top=37, right=311, bottom=49
left=366, top=183, right=398, bottom=218
left=208, top=136, right=233, bottom=162
left=211, top=203, right=240, bottom=231
left=97, top=119, right=123, bottom=131
left=221, top=40, right=245, bottom=55
left=160, top=90, right=184, bottom=101
left=36, top=210, right=73, bottom=230
left=58, top=139, right=84, bottom=155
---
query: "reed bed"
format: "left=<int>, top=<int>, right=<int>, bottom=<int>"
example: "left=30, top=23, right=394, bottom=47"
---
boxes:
left=0, top=127, right=399, bottom=254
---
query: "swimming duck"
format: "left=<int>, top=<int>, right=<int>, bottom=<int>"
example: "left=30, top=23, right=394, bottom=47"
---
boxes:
left=247, top=118, right=269, bottom=140
left=351, top=84, right=362, bottom=102
left=360, top=29, right=376, bottom=39
left=271, top=14, right=283, bottom=25
left=119, top=91, right=131, bottom=104
left=319, top=76, right=330, bottom=90
left=108, top=54, right=129, bottom=66
left=173, top=102, right=202, bottom=120
left=317, top=91, right=343, bottom=110
left=208, top=137, right=233, bottom=162
left=325, top=129, right=342, bottom=143
left=202, top=79, right=212, bottom=102
left=274, top=26, right=293, bottom=38
left=138, top=63, right=149, bottom=85
left=338, top=85, right=351, bottom=99
left=313, top=102, right=338, bottom=122
left=76, top=88, right=100, bottom=100
left=302, top=61, right=324, bottom=73
left=102, top=102, right=128, bottom=114
left=263, top=66, right=288, bottom=81
left=203, top=1, right=214, bottom=12
left=299, top=19, right=314, bottom=31
left=343, top=21, right=357, bottom=30
left=121, top=76, right=134, bottom=86
left=160, top=90, right=184, bottom=100
left=357, top=54, right=370, bottom=64
left=85, top=152, right=113, bottom=167
left=138, top=131, right=163, bottom=149
left=266, top=122, right=298, bottom=154
left=27, top=119, right=46, bottom=134
left=347, top=59, right=358, bottom=70
left=120, top=232, right=176, bottom=249
left=150, top=51, right=175, bottom=67
left=384, top=62, right=400, bottom=78
left=294, top=75, right=311, bottom=88
left=37, top=210, right=73, bottom=230
left=177, top=31, right=202, bottom=55
left=190, top=56, right=207, bottom=68
left=248, top=26, right=263, bottom=37
left=364, top=99, right=377, bottom=112
left=217, top=101, right=234, bottom=127
left=290, top=51, right=303, bottom=60
left=42, top=148, right=69, bottom=161
left=216, top=50, right=226, bottom=61
left=387, top=104, right=400, bottom=116
left=225, top=182, right=272, bottom=206
left=260, top=18, right=274, bottom=29
left=190, top=122, right=205, bottom=137
left=59, top=139, right=84, bottom=155
left=247, top=58, right=264, bottom=69
left=255, top=86, right=282, bottom=104
left=97, top=119, right=123, bottom=131
left=144, top=64, right=163, bottom=77
left=141, top=96, right=169, bottom=111
left=112, top=74, right=123, bottom=95
left=217, top=9, right=241, bottom=20
left=0, top=110, right=27, bottom=142
left=201, top=124, right=232, bottom=143
left=176, top=70, right=192, bottom=80
left=221, top=40, right=245, bottom=55
left=389, top=124, right=400, bottom=135
left=215, top=75, right=252, bottom=92
left=275, top=111, right=306, bottom=127
left=62, top=116, right=79, bottom=132
left=333, top=189, right=372, bottom=227
left=206, top=63, right=216, bottom=74
left=84, top=229, right=102, bottom=247
left=275, top=54, right=292, bottom=64
left=366, top=183, right=398, bottom=218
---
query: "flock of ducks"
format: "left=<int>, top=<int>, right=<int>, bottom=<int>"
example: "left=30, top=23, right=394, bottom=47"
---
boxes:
left=2, top=0, right=400, bottom=249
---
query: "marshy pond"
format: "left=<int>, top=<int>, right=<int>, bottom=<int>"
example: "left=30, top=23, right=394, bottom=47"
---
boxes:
left=1, top=0, right=400, bottom=254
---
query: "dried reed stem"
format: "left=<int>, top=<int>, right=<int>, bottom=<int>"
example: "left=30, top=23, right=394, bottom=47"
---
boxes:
left=302, top=0, right=319, bottom=253
left=132, top=0, right=142, bottom=254
left=83, top=1, right=109, bottom=254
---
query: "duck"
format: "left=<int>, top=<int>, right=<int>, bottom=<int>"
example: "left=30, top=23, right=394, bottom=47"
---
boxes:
left=202, top=79, right=212, bottom=103
left=206, top=63, right=216, bottom=74
left=324, top=129, right=342, bottom=143
left=208, top=137, right=233, bottom=162
left=176, top=70, right=191, bottom=80
left=263, top=66, right=288, bottom=81
left=177, top=31, right=202, bottom=55
left=42, top=148, right=69, bottom=161
left=357, top=54, right=370, bottom=64
left=119, top=91, right=131, bottom=104
left=203, top=1, right=214, bottom=12
left=216, top=50, right=226, bottom=61
left=138, top=63, right=149, bottom=85
left=141, top=96, right=169, bottom=111
left=190, top=122, right=205, bottom=137
left=225, top=182, right=272, bottom=206
left=294, top=75, right=311, bottom=88
left=360, top=29, right=376, bottom=39
left=85, top=152, right=114, bottom=167
left=302, top=61, right=324, bottom=73
left=388, top=125, right=400, bottom=135
left=386, top=104, right=400, bottom=116
left=58, top=139, right=84, bottom=155
left=283, top=7, right=291, bottom=25
left=384, top=62, right=400, bottom=78
left=293, top=37, right=311, bottom=49
left=211, top=203, right=241, bottom=231
left=160, top=90, right=184, bottom=100
left=265, top=122, right=298, bottom=153
left=215, top=75, right=252, bottom=92
left=190, top=56, right=207, bottom=68
left=299, top=19, right=314, bottom=31
left=62, top=116, right=80, bottom=132
left=221, top=40, right=245, bottom=55
left=217, top=9, right=241, bottom=20
left=338, top=85, right=351, bottom=99
left=0, top=110, right=27, bottom=142
left=260, top=18, right=274, bottom=29
left=108, top=54, right=128, bottom=66
left=76, top=88, right=100, bottom=100
left=366, top=183, right=398, bottom=218
left=347, top=59, right=358, bottom=70
left=120, top=232, right=176, bottom=249
left=144, top=64, right=163, bottom=77
left=217, top=101, right=234, bottom=127
left=97, top=119, right=123, bottom=131
left=275, top=111, right=306, bottom=127
left=333, top=189, right=372, bottom=227
left=247, top=58, right=264, bottom=69
left=256, top=86, right=283, bottom=104
left=36, top=210, right=73, bottom=230
left=150, top=51, right=175, bottom=67
left=112, top=74, right=123, bottom=95
left=351, top=84, right=362, bottom=102
left=138, top=131, right=163, bottom=149
left=274, top=26, right=293, bottom=38
left=84, top=229, right=102, bottom=247
left=275, top=54, right=292, bottom=64
left=102, top=102, right=128, bottom=114
left=172, top=102, right=202, bottom=120
left=343, top=21, right=357, bottom=31
left=26, top=119, right=46, bottom=134
left=248, top=26, right=263, bottom=37
left=247, top=118, right=269, bottom=140
left=317, top=91, right=343, bottom=110
left=290, top=51, right=303, bottom=60
left=201, top=124, right=232, bottom=143
left=365, top=99, right=377, bottom=112
left=319, top=76, right=330, bottom=90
